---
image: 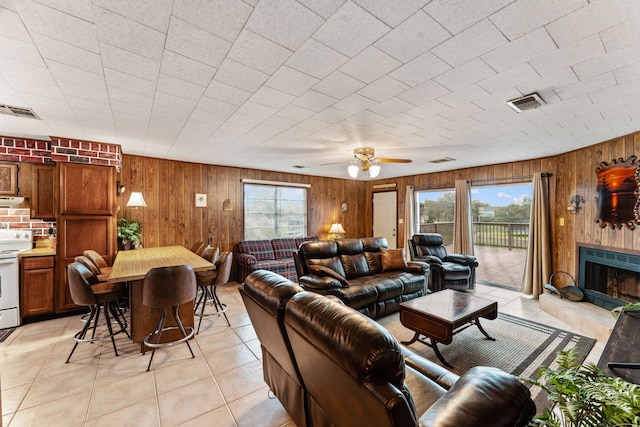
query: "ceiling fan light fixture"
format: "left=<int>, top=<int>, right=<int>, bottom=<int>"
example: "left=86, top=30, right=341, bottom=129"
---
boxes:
left=347, top=163, right=359, bottom=178
left=368, top=163, right=381, bottom=178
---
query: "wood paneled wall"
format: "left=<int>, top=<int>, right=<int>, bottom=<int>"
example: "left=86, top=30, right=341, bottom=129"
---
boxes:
left=118, top=155, right=366, bottom=254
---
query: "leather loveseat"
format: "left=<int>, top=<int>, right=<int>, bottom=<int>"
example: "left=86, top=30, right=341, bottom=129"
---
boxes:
left=293, top=237, right=428, bottom=318
left=236, top=236, right=317, bottom=282
left=239, top=270, right=536, bottom=427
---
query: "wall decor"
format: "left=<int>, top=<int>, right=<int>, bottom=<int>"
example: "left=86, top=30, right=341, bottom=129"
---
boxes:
left=0, top=162, right=17, bottom=195
left=195, top=193, right=207, bottom=207
left=595, top=155, right=640, bottom=230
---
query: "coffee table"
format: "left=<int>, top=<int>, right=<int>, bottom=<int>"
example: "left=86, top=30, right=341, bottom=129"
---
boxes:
left=399, top=289, right=498, bottom=368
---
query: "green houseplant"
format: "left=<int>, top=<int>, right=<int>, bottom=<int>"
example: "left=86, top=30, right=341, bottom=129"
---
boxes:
left=521, top=348, right=640, bottom=427
left=117, top=217, right=141, bottom=250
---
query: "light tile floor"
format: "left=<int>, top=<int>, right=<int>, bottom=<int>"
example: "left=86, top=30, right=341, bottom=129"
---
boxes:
left=0, top=282, right=606, bottom=427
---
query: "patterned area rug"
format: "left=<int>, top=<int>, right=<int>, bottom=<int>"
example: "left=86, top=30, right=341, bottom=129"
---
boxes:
left=379, top=312, right=596, bottom=411
left=0, top=327, right=16, bottom=343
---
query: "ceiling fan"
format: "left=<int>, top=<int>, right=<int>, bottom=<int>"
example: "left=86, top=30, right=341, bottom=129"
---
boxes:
left=323, top=147, right=412, bottom=178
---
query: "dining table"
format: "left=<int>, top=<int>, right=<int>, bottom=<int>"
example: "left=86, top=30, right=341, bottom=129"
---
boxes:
left=108, top=245, right=214, bottom=351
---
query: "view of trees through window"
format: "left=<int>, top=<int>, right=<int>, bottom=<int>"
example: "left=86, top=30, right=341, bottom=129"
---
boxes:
left=244, top=184, right=307, bottom=239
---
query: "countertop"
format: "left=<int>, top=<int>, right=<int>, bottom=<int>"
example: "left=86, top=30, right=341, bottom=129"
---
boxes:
left=20, top=247, right=55, bottom=257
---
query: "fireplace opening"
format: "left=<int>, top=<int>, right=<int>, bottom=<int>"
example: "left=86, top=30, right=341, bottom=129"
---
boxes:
left=578, top=246, right=640, bottom=310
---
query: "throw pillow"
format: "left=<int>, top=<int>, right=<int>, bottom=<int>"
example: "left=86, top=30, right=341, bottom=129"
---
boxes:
left=309, top=265, right=350, bottom=287
left=381, top=248, right=408, bottom=272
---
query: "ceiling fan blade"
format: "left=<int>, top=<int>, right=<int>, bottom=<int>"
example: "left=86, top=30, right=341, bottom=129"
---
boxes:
left=320, top=161, right=350, bottom=166
left=376, top=158, right=412, bottom=163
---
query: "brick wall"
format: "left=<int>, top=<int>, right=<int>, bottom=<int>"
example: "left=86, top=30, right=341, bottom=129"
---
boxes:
left=0, top=208, right=55, bottom=239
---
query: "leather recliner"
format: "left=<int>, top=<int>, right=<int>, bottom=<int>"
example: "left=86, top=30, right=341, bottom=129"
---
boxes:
left=408, top=233, right=478, bottom=292
left=240, top=270, right=536, bottom=427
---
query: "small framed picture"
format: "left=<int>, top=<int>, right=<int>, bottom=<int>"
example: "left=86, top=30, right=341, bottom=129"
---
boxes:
left=195, top=193, right=207, bottom=207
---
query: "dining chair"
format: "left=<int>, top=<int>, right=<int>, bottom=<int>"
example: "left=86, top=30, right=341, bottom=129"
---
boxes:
left=66, top=262, right=129, bottom=363
left=199, top=245, right=219, bottom=264
left=74, top=255, right=109, bottom=282
left=190, top=242, right=204, bottom=253
left=83, top=249, right=113, bottom=275
left=142, top=264, right=197, bottom=371
left=194, top=251, right=232, bottom=334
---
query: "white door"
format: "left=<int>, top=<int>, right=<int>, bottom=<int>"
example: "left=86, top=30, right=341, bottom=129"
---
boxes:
left=373, top=191, right=397, bottom=249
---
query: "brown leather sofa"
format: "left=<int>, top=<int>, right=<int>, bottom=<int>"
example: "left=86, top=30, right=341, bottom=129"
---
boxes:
left=293, top=237, right=429, bottom=318
left=240, top=270, right=536, bottom=427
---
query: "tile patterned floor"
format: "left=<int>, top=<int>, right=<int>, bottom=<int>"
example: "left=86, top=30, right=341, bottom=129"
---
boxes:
left=0, top=281, right=605, bottom=427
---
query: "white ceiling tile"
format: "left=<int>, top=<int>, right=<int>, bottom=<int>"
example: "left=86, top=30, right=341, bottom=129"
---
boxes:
left=312, top=71, right=365, bottom=99
left=104, top=68, right=156, bottom=97
left=398, top=80, right=450, bottom=106
left=226, top=112, right=264, bottom=127
left=227, top=30, right=292, bottom=74
left=438, top=84, right=489, bottom=107
left=436, top=103, right=484, bottom=120
left=266, top=66, right=318, bottom=96
left=260, top=115, right=297, bottom=130
left=339, top=46, right=402, bottom=84
left=345, top=109, right=385, bottom=126
left=58, top=81, right=109, bottom=104
left=196, top=96, right=237, bottom=118
left=166, top=17, right=231, bottom=67
left=0, top=8, right=32, bottom=42
left=157, top=74, right=206, bottom=101
left=481, top=28, right=558, bottom=73
left=425, top=0, right=513, bottom=34
left=389, top=52, right=451, bottom=87
left=292, top=90, right=337, bottom=112
left=172, top=0, right=252, bottom=42
left=516, top=67, right=578, bottom=96
left=432, top=19, right=507, bottom=67
left=4, top=74, right=64, bottom=99
left=332, top=93, right=377, bottom=114
left=107, top=87, right=153, bottom=108
left=0, top=34, right=47, bottom=67
left=203, top=81, right=251, bottom=106
left=357, top=76, right=410, bottom=102
left=152, top=102, right=191, bottom=121
left=235, top=101, right=278, bottom=119
left=153, top=92, right=197, bottom=114
left=311, top=106, right=352, bottom=124
left=600, top=15, right=640, bottom=53
left=472, top=88, right=522, bottom=110
left=92, top=0, right=173, bottom=32
left=571, top=47, right=640, bottom=80
left=435, top=59, right=495, bottom=92
left=296, top=0, right=346, bottom=19
left=250, top=87, right=295, bottom=110
left=555, top=72, right=617, bottom=101
left=95, top=7, right=166, bottom=61
left=614, top=63, right=640, bottom=85
left=214, top=59, right=269, bottom=93
left=99, top=43, right=160, bottom=81
left=276, top=104, right=317, bottom=121
left=46, top=61, right=105, bottom=90
left=477, top=63, right=539, bottom=94
left=298, top=117, right=332, bottom=131
left=529, top=35, right=605, bottom=76
left=353, top=0, right=429, bottom=27
left=368, top=97, right=414, bottom=117
left=0, top=57, right=53, bottom=86
left=375, top=10, right=450, bottom=63
left=407, top=100, right=450, bottom=119
left=110, top=100, right=151, bottom=119
left=285, top=38, right=349, bottom=79
left=246, top=0, right=324, bottom=50
left=30, top=0, right=93, bottom=20
left=160, top=51, right=216, bottom=87
left=312, top=1, right=390, bottom=57
left=491, top=0, right=586, bottom=41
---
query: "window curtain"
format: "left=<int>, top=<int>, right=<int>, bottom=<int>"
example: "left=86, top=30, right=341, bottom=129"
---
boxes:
left=453, top=180, right=473, bottom=255
left=404, top=185, right=415, bottom=256
left=522, top=173, right=552, bottom=298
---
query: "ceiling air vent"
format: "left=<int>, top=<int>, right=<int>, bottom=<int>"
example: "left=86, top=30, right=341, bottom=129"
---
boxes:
left=429, top=157, right=455, bottom=164
left=506, top=93, right=545, bottom=113
left=0, top=104, right=40, bottom=119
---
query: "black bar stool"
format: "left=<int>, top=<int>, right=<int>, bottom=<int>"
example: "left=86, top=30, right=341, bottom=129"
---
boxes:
left=142, top=265, right=197, bottom=371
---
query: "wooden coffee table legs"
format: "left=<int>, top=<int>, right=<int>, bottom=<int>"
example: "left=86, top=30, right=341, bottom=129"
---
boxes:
left=402, top=318, right=496, bottom=368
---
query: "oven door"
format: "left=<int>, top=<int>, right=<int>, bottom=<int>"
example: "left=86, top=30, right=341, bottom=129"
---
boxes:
left=0, top=257, right=20, bottom=328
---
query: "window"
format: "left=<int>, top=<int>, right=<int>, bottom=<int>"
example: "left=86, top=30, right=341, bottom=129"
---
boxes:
left=415, top=189, right=455, bottom=243
left=244, top=183, right=307, bottom=239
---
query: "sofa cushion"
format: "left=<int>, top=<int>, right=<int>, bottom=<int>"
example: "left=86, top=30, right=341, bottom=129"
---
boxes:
left=295, top=236, right=318, bottom=247
left=272, top=238, right=298, bottom=260
left=362, top=237, right=388, bottom=274
left=239, top=239, right=275, bottom=261
left=326, top=282, right=378, bottom=309
left=381, top=248, right=408, bottom=272
left=352, top=275, right=404, bottom=301
left=309, top=265, right=349, bottom=287
left=340, top=253, right=370, bottom=279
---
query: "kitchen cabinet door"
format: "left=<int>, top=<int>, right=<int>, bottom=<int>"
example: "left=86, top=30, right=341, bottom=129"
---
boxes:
left=58, top=163, right=115, bottom=215
left=31, top=164, right=55, bottom=219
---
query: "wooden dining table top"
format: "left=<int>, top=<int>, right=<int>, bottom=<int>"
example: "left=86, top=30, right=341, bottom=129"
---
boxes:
left=108, top=245, right=214, bottom=283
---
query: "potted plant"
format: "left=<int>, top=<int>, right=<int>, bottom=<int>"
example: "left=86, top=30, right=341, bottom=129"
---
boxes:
left=117, top=217, right=141, bottom=250
left=521, top=348, right=640, bottom=426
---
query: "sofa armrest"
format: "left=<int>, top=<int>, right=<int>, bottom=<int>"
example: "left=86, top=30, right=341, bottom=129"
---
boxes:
left=418, top=366, right=536, bottom=427
left=414, top=255, right=443, bottom=266
left=443, top=254, right=478, bottom=267
left=298, top=275, right=343, bottom=290
left=407, top=261, right=430, bottom=275
left=236, top=253, right=257, bottom=266
left=401, top=346, right=458, bottom=390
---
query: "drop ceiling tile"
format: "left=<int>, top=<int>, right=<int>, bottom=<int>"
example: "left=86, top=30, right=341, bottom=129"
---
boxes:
left=313, top=107, right=354, bottom=124
left=432, top=19, right=507, bottom=67
left=156, top=74, right=206, bottom=101
left=250, top=87, right=295, bottom=110
left=368, top=97, right=414, bottom=117
left=153, top=92, right=197, bottom=113
left=425, top=0, right=513, bottom=34
left=555, top=72, right=617, bottom=101
left=477, top=63, right=539, bottom=94
left=172, top=0, right=252, bottom=42
left=298, top=117, right=332, bottom=131
left=152, top=102, right=191, bottom=121
left=227, top=30, right=292, bottom=74
left=246, top=0, right=324, bottom=50
left=292, top=90, right=337, bottom=112
left=614, top=63, right=640, bottom=85
left=600, top=16, right=640, bottom=53
left=297, top=0, right=346, bottom=19
left=93, top=0, right=173, bottom=32
left=472, top=87, right=522, bottom=110
left=226, top=112, right=264, bottom=128
left=0, top=8, right=32, bottom=42
left=204, top=81, right=252, bottom=107
left=357, top=76, right=410, bottom=102
left=491, top=0, right=585, bottom=41
left=107, top=87, right=154, bottom=108
left=435, top=59, right=495, bottom=92
left=235, top=101, right=278, bottom=120
left=261, top=115, right=297, bottom=130
left=530, top=35, right=604, bottom=76
left=438, top=84, right=489, bottom=108
left=4, top=74, right=64, bottom=99
left=110, top=100, right=152, bottom=119
left=481, top=28, right=557, bottom=73
left=312, top=1, right=390, bottom=57
left=104, top=68, right=156, bottom=97
left=94, top=7, right=165, bottom=61
left=16, top=0, right=99, bottom=52
left=266, top=66, right=319, bottom=96
left=285, top=38, right=349, bottom=80
left=165, top=17, right=231, bottom=67
left=353, top=0, right=429, bottom=27
left=312, top=71, right=366, bottom=99
left=375, top=10, right=450, bottom=63
left=100, top=43, right=160, bottom=81
left=398, top=80, right=450, bottom=106
left=437, top=103, right=484, bottom=120
left=0, top=34, right=47, bottom=67
left=160, top=51, right=216, bottom=87
left=407, top=100, right=450, bottom=119
left=68, top=98, right=112, bottom=115
left=214, top=59, right=269, bottom=93
left=332, top=93, right=377, bottom=114
left=0, top=57, right=54, bottom=86
left=380, top=112, right=418, bottom=127
left=276, top=104, right=317, bottom=121
left=346, top=109, right=385, bottom=126
left=339, top=46, right=402, bottom=84
left=389, top=52, right=451, bottom=87
left=45, top=60, right=105, bottom=90
left=571, top=47, right=639, bottom=80
left=196, top=96, right=237, bottom=118
left=516, top=67, right=578, bottom=96
left=58, top=81, right=110, bottom=103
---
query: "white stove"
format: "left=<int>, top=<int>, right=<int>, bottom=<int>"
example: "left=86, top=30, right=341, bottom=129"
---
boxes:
left=0, top=229, right=32, bottom=328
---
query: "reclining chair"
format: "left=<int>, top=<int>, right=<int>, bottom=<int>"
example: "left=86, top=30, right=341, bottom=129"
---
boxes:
left=408, top=233, right=478, bottom=292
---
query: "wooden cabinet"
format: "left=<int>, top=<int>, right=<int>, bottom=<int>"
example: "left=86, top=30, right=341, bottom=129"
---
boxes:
left=58, top=162, right=115, bottom=215
left=21, top=256, right=54, bottom=317
left=31, top=164, right=55, bottom=219
left=0, top=162, right=18, bottom=195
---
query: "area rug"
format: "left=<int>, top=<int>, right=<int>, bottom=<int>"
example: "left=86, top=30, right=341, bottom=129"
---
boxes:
left=0, top=327, right=16, bottom=343
left=379, top=312, right=596, bottom=411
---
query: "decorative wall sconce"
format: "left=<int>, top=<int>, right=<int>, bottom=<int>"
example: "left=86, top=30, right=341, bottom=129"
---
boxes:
left=567, top=195, right=585, bottom=214
left=223, top=198, right=233, bottom=211
left=126, top=191, right=147, bottom=208
left=116, top=180, right=125, bottom=196
left=329, top=223, right=346, bottom=240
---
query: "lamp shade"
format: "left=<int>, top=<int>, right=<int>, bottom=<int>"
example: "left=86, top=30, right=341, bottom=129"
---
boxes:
left=126, top=192, right=147, bottom=207
left=368, top=163, right=381, bottom=178
left=329, top=223, right=346, bottom=234
left=347, top=163, right=359, bottom=178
